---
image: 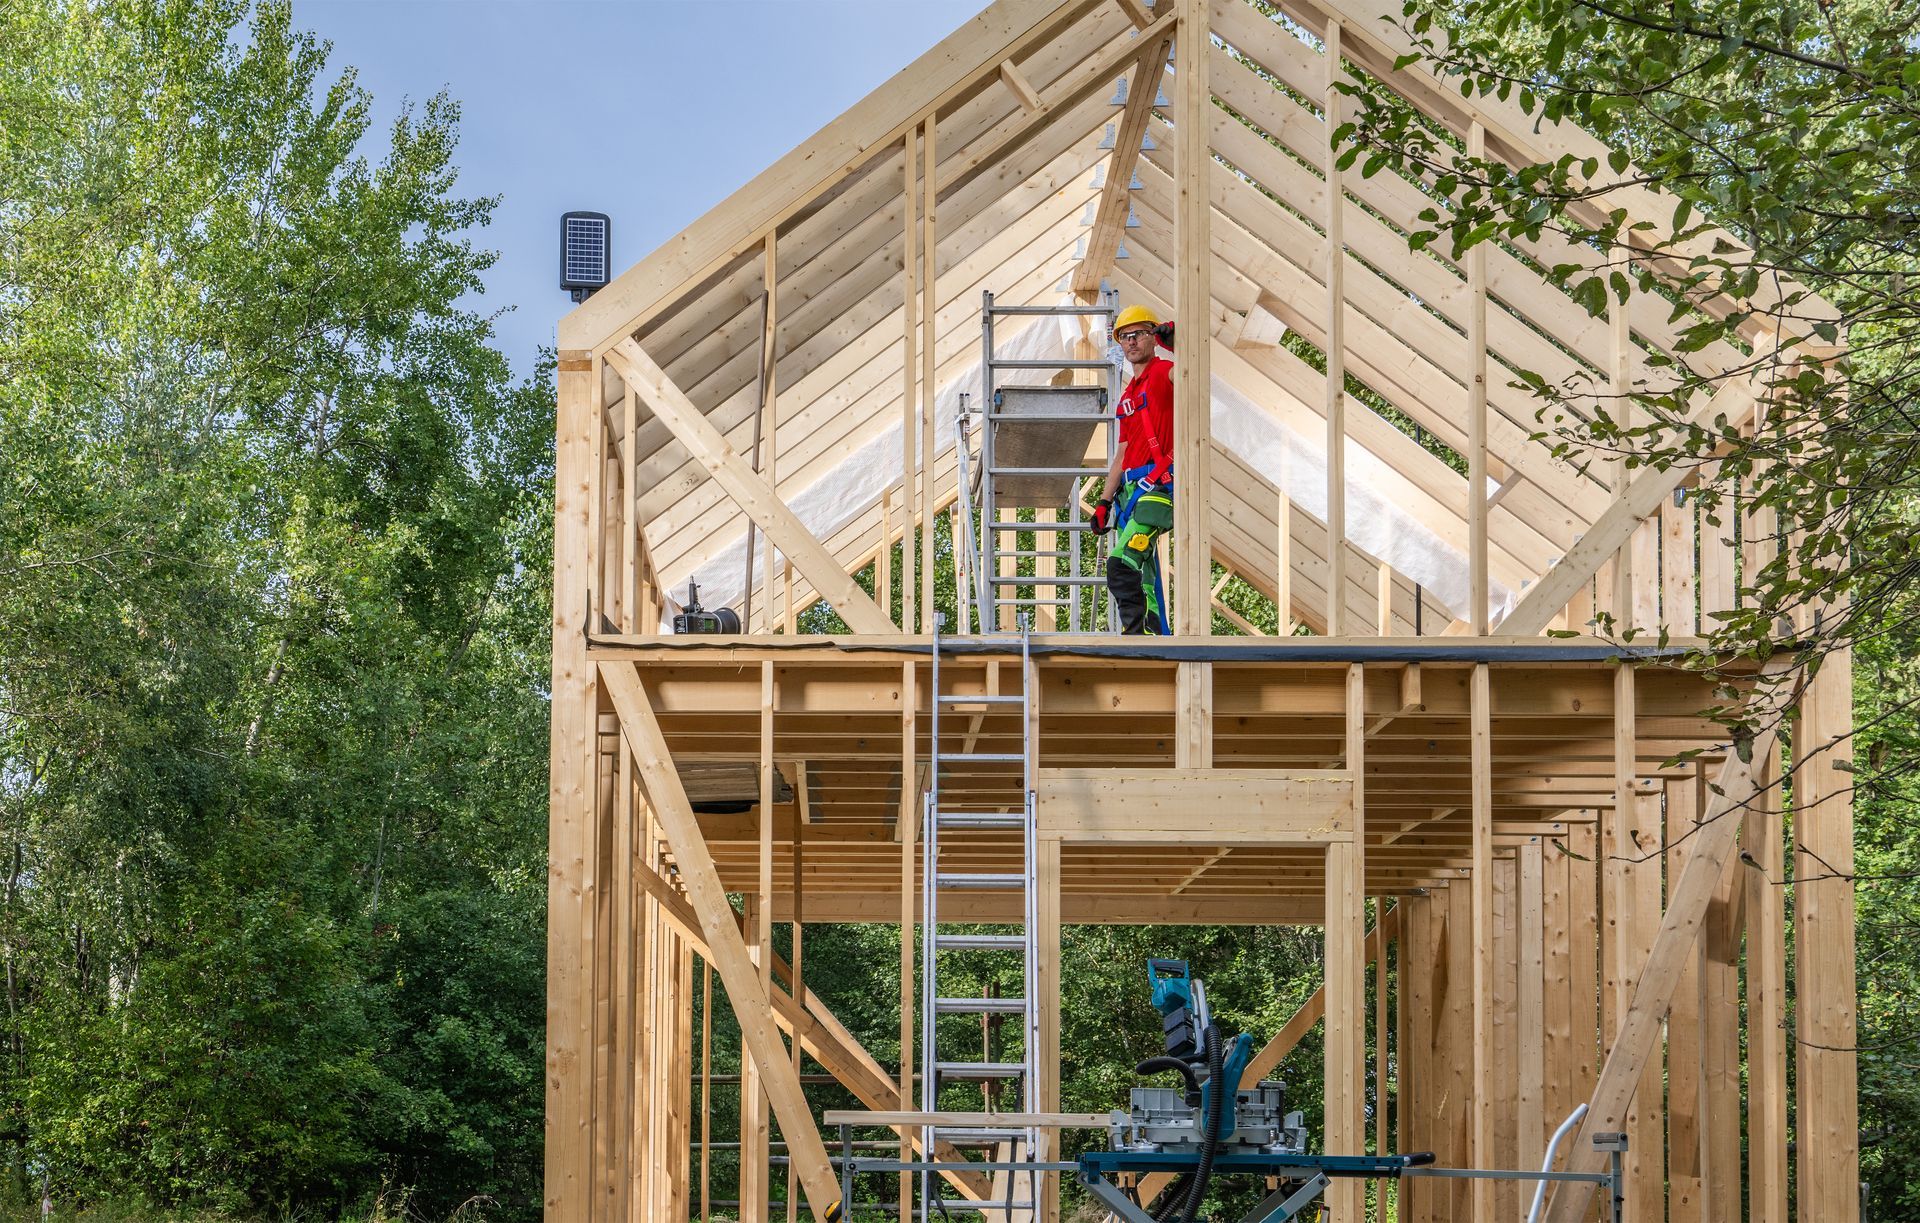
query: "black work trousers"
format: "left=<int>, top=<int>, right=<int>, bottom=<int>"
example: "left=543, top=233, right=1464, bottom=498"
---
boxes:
left=1106, top=553, right=1164, bottom=635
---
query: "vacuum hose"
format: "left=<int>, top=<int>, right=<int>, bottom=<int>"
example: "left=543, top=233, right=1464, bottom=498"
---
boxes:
left=1134, top=1055, right=1203, bottom=1103
left=1176, top=1025, right=1226, bottom=1223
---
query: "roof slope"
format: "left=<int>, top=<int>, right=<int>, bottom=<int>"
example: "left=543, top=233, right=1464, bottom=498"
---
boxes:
left=562, top=0, right=1828, bottom=631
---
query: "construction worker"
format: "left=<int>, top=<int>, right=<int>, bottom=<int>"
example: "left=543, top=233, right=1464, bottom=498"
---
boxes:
left=1091, top=305, right=1176, bottom=635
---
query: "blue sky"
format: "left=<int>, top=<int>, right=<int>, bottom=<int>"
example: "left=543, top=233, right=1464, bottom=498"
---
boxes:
left=293, top=1, right=983, bottom=379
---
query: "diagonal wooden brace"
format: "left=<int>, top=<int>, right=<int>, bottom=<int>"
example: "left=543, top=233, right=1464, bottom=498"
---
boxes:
left=607, top=338, right=897, bottom=634
left=600, top=659, right=845, bottom=1220
left=1543, top=667, right=1789, bottom=1222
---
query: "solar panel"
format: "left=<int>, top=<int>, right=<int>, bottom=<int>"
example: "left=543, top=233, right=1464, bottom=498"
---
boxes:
left=560, top=211, right=611, bottom=294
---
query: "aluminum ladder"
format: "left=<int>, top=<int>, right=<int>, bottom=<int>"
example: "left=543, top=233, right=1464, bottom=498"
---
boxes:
left=961, top=290, right=1118, bottom=634
left=919, top=615, right=1040, bottom=1220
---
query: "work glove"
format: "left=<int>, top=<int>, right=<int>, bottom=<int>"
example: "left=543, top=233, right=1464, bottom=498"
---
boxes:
left=1154, top=320, right=1176, bottom=351
left=1091, top=499, right=1113, bottom=534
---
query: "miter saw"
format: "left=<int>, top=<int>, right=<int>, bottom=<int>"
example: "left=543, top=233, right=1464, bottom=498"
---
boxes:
left=1103, top=959, right=1312, bottom=1221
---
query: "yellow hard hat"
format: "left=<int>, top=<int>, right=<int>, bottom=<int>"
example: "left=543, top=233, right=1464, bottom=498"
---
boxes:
left=1113, top=304, right=1160, bottom=334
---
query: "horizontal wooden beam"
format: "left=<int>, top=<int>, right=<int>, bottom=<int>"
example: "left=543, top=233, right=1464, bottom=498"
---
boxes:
left=1037, top=767, right=1354, bottom=841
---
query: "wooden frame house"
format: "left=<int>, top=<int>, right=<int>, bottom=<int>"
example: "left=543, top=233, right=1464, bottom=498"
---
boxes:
left=546, top=0, right=1858, bottom=1219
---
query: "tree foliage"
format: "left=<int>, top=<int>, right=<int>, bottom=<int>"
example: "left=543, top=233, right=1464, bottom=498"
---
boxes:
left=0, top=1, right=553, bottom=1215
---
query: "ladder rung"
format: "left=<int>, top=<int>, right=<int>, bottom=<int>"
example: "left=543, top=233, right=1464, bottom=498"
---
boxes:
left=936, top=751, right=1024, bottom=763
left=937, top=812, right=1026, bottom=829
left=935, top=996, right=1027, bottom=1014
left=935, top=1061, right=1027, bottom=1080
left=989, top=575, right=1103, bottom=586
left=995, top=549, right=1074, bottom=559
left=988, top=465, right=1109, bottom=476
left=936, top=872, right=1027, bottom=890
left=936, top=694, right=1025, bottom=706
left=987, top=304, right=1111, bottom=315
left=989, top=521, right=1100, bottom=532
left=928, top=1201, right=1037, bottom=1212
left=996, top=598, right=1073, bottom=607
left=934, top=933, right=1026, bottom=951
left=986, top=412, right=1109, bottom=423
left=990, top=359, right=1111, bottom=369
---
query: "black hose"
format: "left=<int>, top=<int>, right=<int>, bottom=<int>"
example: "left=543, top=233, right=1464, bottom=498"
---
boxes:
left=1149, top=1173, right=1192, bottom=1223
left=1178, top=1025, right=1226, bottom=1223
left=1135, top=1055, right=1203, bottom=1102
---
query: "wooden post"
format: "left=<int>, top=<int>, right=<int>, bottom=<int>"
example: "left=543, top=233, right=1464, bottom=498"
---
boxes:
left=1746, top=737, right=1788, bottom=1223
left=1469, top=663, right=1495, bottom=1220
left=898, top=661, right=917, bottom=1221
left=1322, top=21, right=1348, bottom=635
left=1698, top=765, right=1745, bottom=1223
left=1797, top=645, right=1859, bottom=1222
left=1322, top=663, right=1365, bottom=1220
left=547, top=351, right=599, bottom=1222
left=1466, top=121, right=1489, bottom=634
left=1173, top=0, right=1211, bottom=636
left=1037, top=836, right=1062, bottom=1223
left=1517, top=839, right=1545, bottom=1175
left=762, top=234, right=779, bottom=635
left=921, top=115, right=938, bottom=633
left=878, top=489, right=893, bottom=624
left=787, top=810, right=805, bottom=1223
left=1666, top=775, right=1703, bottom=1223
left=702, top=959, right=713, bottom=1223
left=902, top=129, right=920, bottom=639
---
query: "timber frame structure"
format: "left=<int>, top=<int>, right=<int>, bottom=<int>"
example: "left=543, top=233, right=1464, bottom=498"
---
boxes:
left=547, top=1, right=1858, bottom=1220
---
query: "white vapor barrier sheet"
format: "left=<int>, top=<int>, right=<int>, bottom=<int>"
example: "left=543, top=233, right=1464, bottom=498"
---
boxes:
left=657, top=306, right=1511, bottom=628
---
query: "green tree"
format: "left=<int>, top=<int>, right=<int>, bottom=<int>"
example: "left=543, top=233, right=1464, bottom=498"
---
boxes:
left=1, top=1, right=552, bottom=1215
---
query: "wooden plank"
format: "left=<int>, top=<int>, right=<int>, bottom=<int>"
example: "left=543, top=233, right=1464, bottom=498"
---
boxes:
left=1469, top=662, right=1495, bottom=1220
left=1072, top=20, right=1176, bottom=292
left=607, top=339, right=895, bottom=634
left=761, top=236, right=779, bottom=634
left=1542, top=690, right=1787, bottom=1222
left=1322, top=20, right=1348, bottom=636
left=1276, top=490, right=1293, bottom=630
left=1698, top=765, right=1744, bottom=1223
left=701, top=959, right=712, bottom=1223
left=599, top=663, right=845, bottom=1220
left=1797, top=646, right=1859, bottom=1222
left=1173, top=0, right=1211, bottom=635
left=1035, top=767, right=1352, bottom=840
left=1496, top=364, right=1768, bottom=636
left=546, top=355, right=598, bottom=1223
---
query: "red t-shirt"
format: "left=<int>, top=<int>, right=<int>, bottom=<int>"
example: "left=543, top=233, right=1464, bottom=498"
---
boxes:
left=1116, top=356, right=1175, bottom=472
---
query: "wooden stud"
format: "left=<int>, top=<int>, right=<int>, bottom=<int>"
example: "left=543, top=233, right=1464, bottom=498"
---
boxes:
left=762, top=235, right=780, bottom=635
left=1746, top=738, right=1788, bottom=1223
left=1698, top=764, right=1743, bottom=1223
left=1322, top=21, right=1348, bottom=636
left=1375, top=559, right=1393, bottom=637
left=1037, top=836, right=1062, bottom=1223
left=1322, top=662, right=1365, bottom=1221
left=1276, top=489, right=1293, bottom=631
left=1469, top=663, right=1495, bottom=1220
left=786, top=799, right=804, bottom=1223
left=1467, top=121, right=1489, bottom=635
left=898, top=661, right=917, bottom=1221
left=1666, top=775, right=1703, bottom=1223
left=921, top=115, right=938, bottom=634
left=1797, top=644, right=1860, bottom=1222
left=901, top=128, right=920, bottom=640
left=1173, top=0, right=1211, bottom=637
left=701, top=958, right=712, bottom=1223
left=1517, top=838, right=1545, bottom=1176
left=546, top=353, right=598, bottom=1222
